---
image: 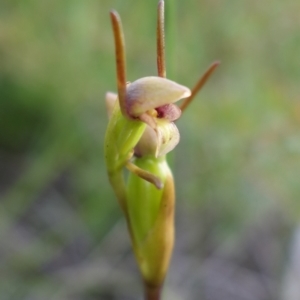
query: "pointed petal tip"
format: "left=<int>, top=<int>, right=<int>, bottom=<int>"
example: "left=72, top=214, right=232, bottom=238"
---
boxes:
left=156, top=181, right=164, bottom=190
left=110, top=10, right=121, bottom=23
left=210, top=60, right=221, bottom=70
left=182, top=87, right=191, bottom=98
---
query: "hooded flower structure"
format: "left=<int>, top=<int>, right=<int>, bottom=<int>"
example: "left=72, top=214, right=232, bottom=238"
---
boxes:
left=104, top=1, right=219, bottom=298
left=106, top=77, right=190, bottom=160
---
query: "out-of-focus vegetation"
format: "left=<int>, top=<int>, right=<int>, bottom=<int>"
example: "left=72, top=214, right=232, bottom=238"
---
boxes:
left=0, top=0, right=300, bottom=299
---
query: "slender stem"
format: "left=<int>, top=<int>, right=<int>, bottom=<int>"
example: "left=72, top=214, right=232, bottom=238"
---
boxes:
left=180, top=61, right=220, bottom=112
left=157, top=0, right=166, bottom=78
left=144, top=284, right=162, bottom=300
left=110, top=11, right=128, bottom=117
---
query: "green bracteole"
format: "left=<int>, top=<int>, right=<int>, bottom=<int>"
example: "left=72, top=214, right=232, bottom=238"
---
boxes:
left=127, top=154, right=174, bottom=285
left=104, top=101, right=146, bottom=213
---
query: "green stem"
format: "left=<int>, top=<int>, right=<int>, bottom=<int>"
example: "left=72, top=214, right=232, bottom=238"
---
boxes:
left=144, top=284, right=162, bottom=300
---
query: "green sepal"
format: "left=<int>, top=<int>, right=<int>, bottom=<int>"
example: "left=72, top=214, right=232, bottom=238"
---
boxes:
left=104, top=104, right=146, bottom=211
left=127, top=155, right=175, bottom=286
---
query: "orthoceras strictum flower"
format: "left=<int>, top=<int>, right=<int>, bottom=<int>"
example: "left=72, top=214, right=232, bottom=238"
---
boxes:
left=106, top=77, right=189, bottom=162
left=104, top=0, right=219, bottom=297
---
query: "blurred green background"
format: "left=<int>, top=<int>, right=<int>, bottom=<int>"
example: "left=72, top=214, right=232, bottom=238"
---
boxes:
left=1, top=0, right=300, bottom=299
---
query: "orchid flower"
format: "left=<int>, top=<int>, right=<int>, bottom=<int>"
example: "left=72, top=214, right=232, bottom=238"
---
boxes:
left=104, top=1, right=219, bottom=299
